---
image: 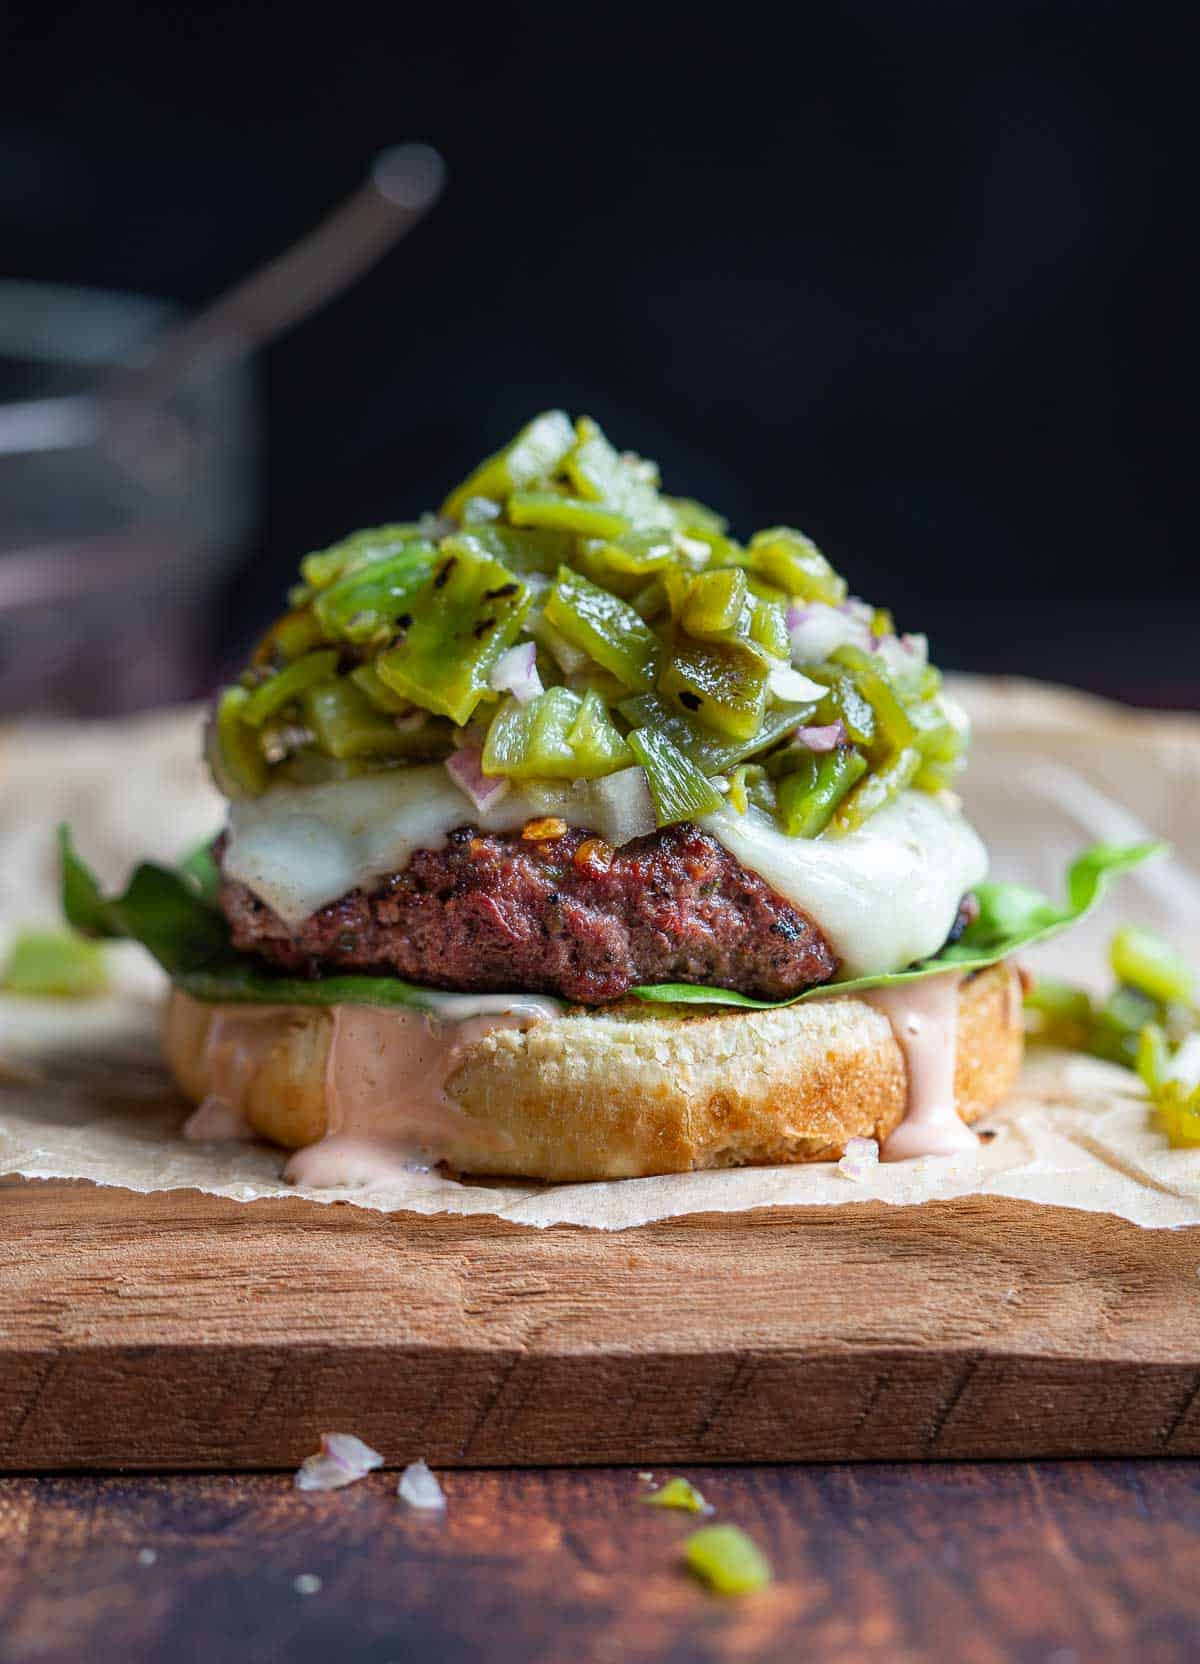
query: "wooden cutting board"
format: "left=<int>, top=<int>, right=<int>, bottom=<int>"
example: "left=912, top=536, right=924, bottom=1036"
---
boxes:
left=2, top=1175, right=1199, bottom=1470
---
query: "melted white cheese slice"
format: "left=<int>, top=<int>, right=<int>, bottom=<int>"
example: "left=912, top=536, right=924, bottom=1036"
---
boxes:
left=223, top=767, right=631, bottom=930
left=700, top=792, right=987, bottom=976
left=223, top=766, right=987, bottom=977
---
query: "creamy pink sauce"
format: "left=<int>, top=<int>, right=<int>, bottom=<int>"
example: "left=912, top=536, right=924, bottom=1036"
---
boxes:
left=193, top=995, right=555, bottom=1188
left=191, top=972, right=974, bottom=1180
left=184, top=1007, right=293, bottom=1142
left=859, top=972, right=977, bottom=1160
left=283, top=1002, right=545, bottom=1189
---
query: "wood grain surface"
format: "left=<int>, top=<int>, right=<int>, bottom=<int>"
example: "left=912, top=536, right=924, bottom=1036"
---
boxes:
left=1, top=1463, right=1198, bottom=1663
left=3, top=1176, right=1200, bottom=1469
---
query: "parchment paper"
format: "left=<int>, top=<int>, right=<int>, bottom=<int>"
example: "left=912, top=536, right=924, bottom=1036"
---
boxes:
left=3, top=678, right=1199, bottom=1231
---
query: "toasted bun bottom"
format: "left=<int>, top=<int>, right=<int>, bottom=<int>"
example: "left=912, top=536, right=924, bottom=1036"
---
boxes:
left=164, top=962, right=1022, bottom=1182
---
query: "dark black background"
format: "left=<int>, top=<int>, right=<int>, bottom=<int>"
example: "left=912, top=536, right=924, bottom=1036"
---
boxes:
left=1, top=0, right=1190, bottom=700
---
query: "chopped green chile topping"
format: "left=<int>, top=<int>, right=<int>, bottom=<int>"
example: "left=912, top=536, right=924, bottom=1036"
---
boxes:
left=257, top=606, right=327, bottom=666
left=777, top=747, right=869, bottom=838
left=213, top=410, right=968, bottom=836
left=749, top=527, right=846, bottom=606
left=2, top=928, right=109, bottom=998
left=1110, top=925, right=1195, bottom=1007
left=681, top=567, right=747, bottom=639
left=458, top=520, right=575, bottom=576
left=564, top=416, right=672, bottom=528
left=684, top=1525, right=773, bottom=1596
left=543, top=566, right=659, bottom=691
left=209, top=686, right=270, bottom=797
left=509, top=491, right=632, bottom=541
left=574, top=528, right=676, bottom=595
left=313, top=540, right=438, bottom=643
left=240, top=650, right=339, bottom=727
left=830, top=744, right=921, bottom=835
left=1022, top=919, right=1200, bottom=1148
left=618, top=693, right=817, bottom=777
left=626, top=728, right=723, bottom=827
left=304, top=680, right=451, bottom=761
left=299, top=523, right=429, bottom=591
left=641, top=1477, right=711, bottom=1514
left=830, top=644, right=916, bottom=760
left=376, top=538, right=532, bottom=726
left=440, top=410, right=576, bottom=521
left=348, top=660, right=414, bottom=714
left=482, top=687, right=634, bottom=780
left=659, top=638, right=769, bottom=741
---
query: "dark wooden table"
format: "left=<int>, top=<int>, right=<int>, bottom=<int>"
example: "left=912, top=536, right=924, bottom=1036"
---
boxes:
left=1, top=1463, right=1198, bottom=1662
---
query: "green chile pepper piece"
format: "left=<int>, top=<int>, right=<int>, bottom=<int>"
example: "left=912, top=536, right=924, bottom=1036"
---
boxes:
left=312, top=540, right=439, bottom=643
left=239, top=650, right=340, bottom=728
left=211, top=686, right=270, bottom=797
left=481, top=686, right=633, bottom=780
left=376, top=538, right=531, bottom=726
left=300, top=523, right=429, bottom=591
left=748, top=527, right=847, bottom=605
left=544, top=566, right=659, bottom=691
left=441, top=410, right=576, bottom=520
left=829, top=745, right=921, bottom=835
left=658, top=638, right=769, bottom=741
left=508, top=491, right=632, bottom=541
left=564, top=416, right=672, bottom=528
left=776, top=747, right=869, bottom=838
left=626, top=728, right=724, bottom=827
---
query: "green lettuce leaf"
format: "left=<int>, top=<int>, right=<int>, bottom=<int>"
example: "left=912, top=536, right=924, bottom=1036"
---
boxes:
left=59, top=825, right=1164, bottom=1014
left=629, top=840, right=1167, bottom=1009
left=59, top=826, right=230, bottom=976
left=177, top=962, right=447, bottom=1011
left=177, top=838, right=222, bottom=907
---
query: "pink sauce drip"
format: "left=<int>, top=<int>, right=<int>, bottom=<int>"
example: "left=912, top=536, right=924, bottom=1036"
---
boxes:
left=184, top=1007, right=292, bottom=1142
left=861, top=973, right=977, bottom=1161
left=282, top=1002, right=546, bottom=1190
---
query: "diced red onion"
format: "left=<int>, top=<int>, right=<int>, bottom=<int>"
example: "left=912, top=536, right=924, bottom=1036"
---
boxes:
left=875, top=632, right=929, bottom=686
left=419, top=512, right=460, bottom=540
left=398, top=1458, right=446, bottom=1509
left=837, top=1137, right=879, bottom=1183
left=873, top=637, right=904, bottom=679
left=675, top=534, right=711, bottom=571
left=533, top=616, right=589, bottom=674
left=1168, top=1034, right=1200, bottom=1091
left=458, top=497, right=501, bottom=526
left=590, top=765, right=657, bottom=845
left=793, top=721, right=846, bottom=752
left=393, top=710, right=429, bottom=733
left=488, top=642, right=543, bottom=704
left=940, top=693, right=970, bottom=739
left=295, top=1432, right=384, bottom=1491
left=446, top=747, right=510, bottom=813
left=787, top=601, right=866, bottom=663
left=768, top=664, right=825, bottom=703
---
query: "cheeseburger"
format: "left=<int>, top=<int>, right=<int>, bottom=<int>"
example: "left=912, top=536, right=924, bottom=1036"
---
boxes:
left=62, top=413, right=1154, bottom=1183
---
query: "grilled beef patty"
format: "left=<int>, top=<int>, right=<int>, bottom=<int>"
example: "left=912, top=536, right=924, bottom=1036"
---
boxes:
left=217, top=821, right=841, bottom=1004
